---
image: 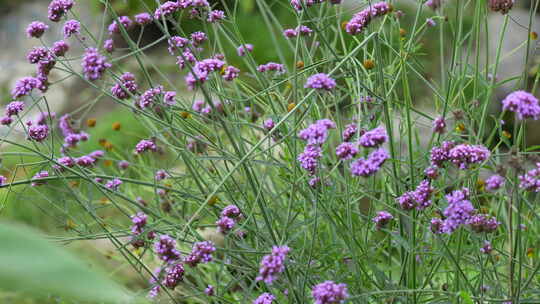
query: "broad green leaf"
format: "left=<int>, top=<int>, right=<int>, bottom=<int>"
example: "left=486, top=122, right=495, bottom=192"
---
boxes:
left=459, top=291, right=474, bottom=304
left=0, top=221, right=132, bottom=303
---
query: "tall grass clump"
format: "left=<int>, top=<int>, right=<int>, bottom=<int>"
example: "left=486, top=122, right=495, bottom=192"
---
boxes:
left=3, top=0, right=540, bottom=303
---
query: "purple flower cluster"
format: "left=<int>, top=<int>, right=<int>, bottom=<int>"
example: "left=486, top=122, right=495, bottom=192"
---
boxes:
left=207, top=10, right=226, bottom=23
left=283, top=25, right=313, bottom=38
left=130, top=212, right=155, bottom=248
left=335, top=142, right=359, bottom=160
left=138, top=86, right=163, bottom=108
left=425, top=0, right=443, bottom=10
left=26, top=21, right=49, bottom=38
left=135, top=13, right=152, bottom=26
left=135, top=139, right=158, bottom=154
left=256, top=245, right=290, bottom=284
left=350, top=148, right=390, bottom=177
left=237, top=44, right=253, bottom=56
left=342, top=123, right=357, bottom=142
left=429, top=141, right=455, bottom=167
left=435, top=188, right=475, bottom=234
left=154, top=1, right=180, bottom=19
left=359, top=126, right=387, bottom=148
left=253, top=293, right=275, bottom=304
left=290, top=0, right=340, bottom=11
left=298, top=119, right=336, bottom=175
left=298, top=119, right=336, bottom=145
left=48, top=0, right=74, bottom=22
left=167, top=36, right=189, bottom=55
left=52, top=40, right=70, bottom=56
left=216, top=204, right=242, bottom=233
left=184, top=241, right=216, bottom=267
left=502, top=91, right=540, bottom=120
left=105, top=178, right=122, bottom=190
left=485, top=174, right=505, bottom=191
left=373, top=211, right=393, bottom=230
left=31, top=171, right=49, bottom=186
left=345, top=2, right=392, bottom=35
left=59, top=114, right=89, bottom=150
left=154, top=234, right=181, bottom=263
left=63, top=19, right=80, bottom=38
left=312, top=281, right=349, bottom=304
left=82, top=48, right=111, bottom=81
left=448, top=144, right=490, bottom=170
left=11, top=77, right=39, bottom=99
left=1, top=101, right=25, bottom=125
left=27, top=123, right=50, bottom=142
left=519, top=163, right=540, bottom=192
left=432, top=116, right=446, bottom=133
left=305, top=73, right=336, bottom=91
left=257, top=62, right=285, bottom=74
left=111, top=72, right=138, bottom=99
left=162, top=263, right=185, bottom=289
left=480, top=240, right=493, bottom=254
left=467, top=214, right=500, bottom=233
left=397, top=180, right=434, bottom=211
left=185, top=58, right=226, bottom=90
left=108, top=16, right=133, bottom=35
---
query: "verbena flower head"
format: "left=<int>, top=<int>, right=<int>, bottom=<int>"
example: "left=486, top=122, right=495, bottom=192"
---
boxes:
left=397, top=180, right=434, bottom=211
left=488, top=0, right=514, bottom=14
left=237, top=44, right=253, bottom=56
left=52, top=40, right=70, bottom=56
left=139, top=86, right=163, bottom=108
left=27, top=47, right=50, bottom=64
left=63, top=19, right=80, bottom=38
left=12, top=77, right=39, bottom=99
left=154, top=234, right=181, bottom=263
left=485, top=174, right=505, bottom=191
left=480, top=240, right=493, bottom=254
left=432, top=116, right=446, bottom=133
left=134, top=12, right=152, bottom=26
left=221, top=204, right=241, bottom=218
left=448, top=144, right=490, bottom=170
left=298, top=145, right=322, bottom=174
left=154, top=1, right=180, bottom=19
left=184, top=241, right=216, bottom=267
left=373, top=211, right=393, bottom=230
left=298, top=119, right=336, bottom=145
left=253, top=293, right=275, bottom=304
left=135, top=139, right=157, bottom=154
left=342, top=123, right=357, bottom=142
left=5, top=101, right=25, bottom=117
left=105, top=178, right=122, bottom=190
left=312, top=281, right=349, bottom=304
left=335, top=142, right=359, bottom=160
left=359, top=126, right=388, bottom=148
left=425, top=0, right=443, bottom=10
left=256, top=245, right=290, bottom=284
left=430, top=141, right=455, bottom=167
left=345, top=2, right=392, bottom=35
left=519, top=163, right=540, bottom=192
left=216, top=216, right=235, bottom=233
left=502, top=91, right=540, bottom=120
left=350, top=148, right=389, bottom=177
left=111, top=72, right=138, bottom=100
left=257, top=62, right=285, bottom=74
left=48, top=0, right=74, bottom=22
left=26, top=21, right=49, bottom=38
left=207, top=10, right=226, bottom=23
left=162, top=263, right=184, bottom=289
left=82, top=48, right=111, bottom=81
left=168, top=36, right=189, bottom=55
left=103, top=39, right=114, bottom=53
left=467, top=214, right=500, bottom=233
left=108, top=16, right=133, bottom=35
left=305, top=73, right=336, bottom=91
left=28, top=124, right=50, bottom=142
left=441, top=188, right=475, bottom=234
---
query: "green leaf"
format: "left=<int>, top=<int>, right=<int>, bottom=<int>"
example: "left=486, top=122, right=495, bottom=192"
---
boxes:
left=0, top=221, right=133, bottom=303
left=459, top=291, right=474, bottom=304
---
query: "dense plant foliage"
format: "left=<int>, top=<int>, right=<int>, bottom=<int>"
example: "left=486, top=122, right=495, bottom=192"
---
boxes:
left=3, top=0, right=540, bottom=303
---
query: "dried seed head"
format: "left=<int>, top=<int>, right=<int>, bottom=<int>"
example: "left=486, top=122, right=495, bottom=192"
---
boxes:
left=87, top=118, right=97, bottom=127
left=112, top=122, right=121, bottom=130
left=363, top=59, right=375, bottom=70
